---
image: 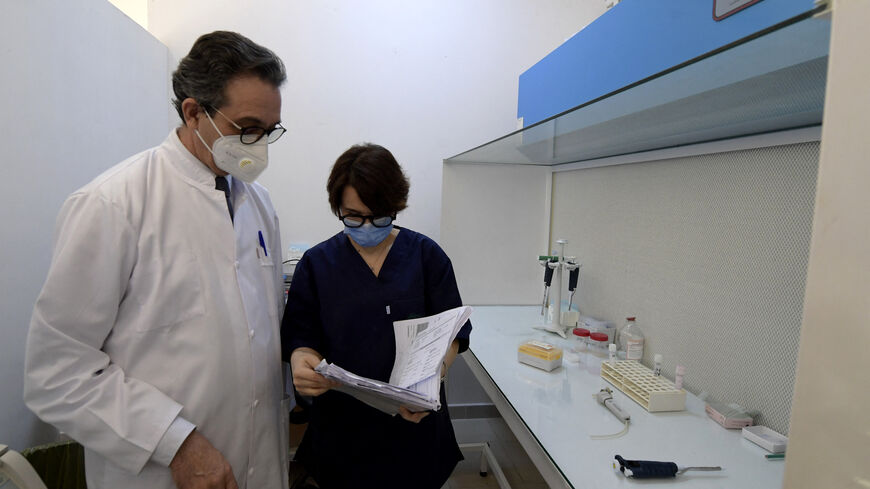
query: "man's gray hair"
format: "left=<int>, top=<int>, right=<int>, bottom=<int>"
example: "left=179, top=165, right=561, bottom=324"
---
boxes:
left=171, top=31, right=286, bottom=122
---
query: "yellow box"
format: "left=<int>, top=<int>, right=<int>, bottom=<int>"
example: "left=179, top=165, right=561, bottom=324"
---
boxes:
left=518, top=340, right=563, bottom=371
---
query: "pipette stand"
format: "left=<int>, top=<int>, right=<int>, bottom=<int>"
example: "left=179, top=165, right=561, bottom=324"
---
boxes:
left=534, top=240, right=579, bottom=338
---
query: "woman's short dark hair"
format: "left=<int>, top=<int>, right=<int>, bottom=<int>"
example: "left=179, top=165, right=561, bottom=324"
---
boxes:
left=327, top=144, right=410, bottom=217
left=171, top=31, right=286, bottom=122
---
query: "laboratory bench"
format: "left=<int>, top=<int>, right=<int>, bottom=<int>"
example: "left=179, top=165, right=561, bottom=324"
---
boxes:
left=463, top=306, right=784, bottom=489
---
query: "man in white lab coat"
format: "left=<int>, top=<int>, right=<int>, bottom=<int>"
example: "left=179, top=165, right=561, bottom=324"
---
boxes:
left=23, top=31, right=289, bottom=489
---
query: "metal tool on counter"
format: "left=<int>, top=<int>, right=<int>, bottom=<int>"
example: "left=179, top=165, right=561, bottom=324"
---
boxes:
left=613, top=455, right=722, bottom=479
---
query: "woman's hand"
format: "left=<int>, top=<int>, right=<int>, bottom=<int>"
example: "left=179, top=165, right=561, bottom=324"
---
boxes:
left=290, top=347, right=336, bottom=396
left=397, top=406, right=430, bottom=423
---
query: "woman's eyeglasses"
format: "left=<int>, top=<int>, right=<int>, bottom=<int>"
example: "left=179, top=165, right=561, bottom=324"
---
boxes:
left=338, top=213, right=396, bottom=228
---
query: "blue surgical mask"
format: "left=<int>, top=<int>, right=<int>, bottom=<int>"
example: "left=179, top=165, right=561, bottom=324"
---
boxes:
left=344, top=223, right=393, bottom=247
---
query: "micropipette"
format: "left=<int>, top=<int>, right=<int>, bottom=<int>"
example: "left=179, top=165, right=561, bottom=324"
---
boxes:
left=566, top=262, right=579, bottom=312
left=590, top=388, right=630, bottom=439
left=539, top=256, right=556, bottom=315
left=613, top=455, right=722, bottom=479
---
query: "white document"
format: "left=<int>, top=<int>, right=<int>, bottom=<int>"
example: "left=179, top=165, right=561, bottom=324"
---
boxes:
left=314, top=305, right=472, bottom=415
left=390, top=306, right=472, bottom=388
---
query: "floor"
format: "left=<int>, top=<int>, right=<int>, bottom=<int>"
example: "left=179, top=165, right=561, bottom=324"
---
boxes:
left=289, top=413, right=548, bottom=489
left=446, top=418, right=548, bottom=489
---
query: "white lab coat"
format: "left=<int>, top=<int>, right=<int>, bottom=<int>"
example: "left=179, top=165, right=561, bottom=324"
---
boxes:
left=23, top=130, right=289, bottom=489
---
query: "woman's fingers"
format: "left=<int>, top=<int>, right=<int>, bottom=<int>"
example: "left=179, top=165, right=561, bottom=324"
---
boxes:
left=397, top=406, right=430, bottom=423
left=290, top=349, right=336, bottom=396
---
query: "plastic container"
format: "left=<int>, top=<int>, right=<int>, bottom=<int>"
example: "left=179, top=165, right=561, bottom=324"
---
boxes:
left=572, top=328, right=590, bottom=352
left=653, top=354, right=663, bottom=376
left=561, top=310, right=580, bottom=328
left=706, top=401, right=754, bottom=429
left=564, top=328, right=589, bottom=364
left=618, top=316, right=644, bottom=361
left=518, top=340, right=563, bottom=371
left=674, top=365, right=685, bottom=389
left=579, top=315, right=616, bottom=344
left=742, top=425, right=788, bottom=453
left=586, top=332, right=610, bottom=374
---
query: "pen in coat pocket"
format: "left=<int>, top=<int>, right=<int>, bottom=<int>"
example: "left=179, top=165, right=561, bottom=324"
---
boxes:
left=258, top=230, right=268, bottom=257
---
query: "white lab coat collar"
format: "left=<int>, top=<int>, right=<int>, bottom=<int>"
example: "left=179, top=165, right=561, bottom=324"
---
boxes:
left=165, top=129, right=225, bottom=188
left=166, top=130, right=245, bottom=209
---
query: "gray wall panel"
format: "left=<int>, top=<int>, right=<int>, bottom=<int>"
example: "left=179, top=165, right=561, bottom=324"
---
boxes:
left=551, top=142, right=819, bottom=434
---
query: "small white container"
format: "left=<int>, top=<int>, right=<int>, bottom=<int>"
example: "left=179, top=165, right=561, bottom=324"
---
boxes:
left=742, top=425, right=788, bottom=453
left=518, top=340, right=563, bottom=372
left=653, top=353, right=663, bottom=376
left=674, top=365, right=685, bottom=389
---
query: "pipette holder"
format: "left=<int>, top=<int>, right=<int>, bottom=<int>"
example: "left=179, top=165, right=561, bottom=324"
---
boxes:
left=538, top=240, right=580, bottom=333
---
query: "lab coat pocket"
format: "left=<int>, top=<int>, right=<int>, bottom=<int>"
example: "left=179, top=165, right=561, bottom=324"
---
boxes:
left=259, top=255, right=275, bottom=269
left=132, top=251, right=205, bottom=332
left=258, top=256, right=279, bottom=318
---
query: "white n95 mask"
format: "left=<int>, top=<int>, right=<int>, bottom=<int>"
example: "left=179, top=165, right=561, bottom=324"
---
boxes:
left=195, top=111, right=269, bottom=183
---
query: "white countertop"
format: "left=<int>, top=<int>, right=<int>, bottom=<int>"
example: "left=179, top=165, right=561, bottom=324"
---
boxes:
left=466, top=306, right=784, bottom=489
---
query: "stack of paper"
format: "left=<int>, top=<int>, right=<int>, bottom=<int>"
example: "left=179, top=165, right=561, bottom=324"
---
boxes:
left=315, top=305, right=473, bottom=415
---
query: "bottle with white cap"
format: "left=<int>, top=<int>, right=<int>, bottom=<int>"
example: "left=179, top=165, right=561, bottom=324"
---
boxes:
left=618, top=316, right=644, bottom=361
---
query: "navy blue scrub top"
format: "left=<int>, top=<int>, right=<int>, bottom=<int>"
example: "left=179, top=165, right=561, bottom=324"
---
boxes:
left=282, top=227, right=472, bottom=489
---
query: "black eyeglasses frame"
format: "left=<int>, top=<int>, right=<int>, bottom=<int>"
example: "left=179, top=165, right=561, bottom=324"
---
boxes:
left=338, top=213, right=396, bottom=228
left=208, top=106, right=287, bottom=145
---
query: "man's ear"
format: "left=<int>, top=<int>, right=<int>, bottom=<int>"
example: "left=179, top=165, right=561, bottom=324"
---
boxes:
left=181, top=98, right=202, bottom=130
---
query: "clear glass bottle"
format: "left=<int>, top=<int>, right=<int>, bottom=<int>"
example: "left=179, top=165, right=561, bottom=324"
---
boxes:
left=618, top=316, right=644, bottom=361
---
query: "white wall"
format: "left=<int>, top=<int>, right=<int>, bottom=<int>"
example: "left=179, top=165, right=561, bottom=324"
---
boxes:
left=107, top=0, right=148, bottom=29
left=147, top=0, right=608, bottom=254
left=0, top=0, right=169, bottom=450
left=784, top=2, right=870, bottom=487
left=441, top=163, right=551, bottom=305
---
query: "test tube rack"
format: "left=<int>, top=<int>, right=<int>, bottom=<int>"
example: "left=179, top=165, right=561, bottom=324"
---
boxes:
left=600, top=360, right=686, bottom=412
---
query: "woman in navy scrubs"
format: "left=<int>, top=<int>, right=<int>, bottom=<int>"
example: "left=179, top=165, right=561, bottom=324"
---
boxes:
left=282, top=143, right=472, bottom=489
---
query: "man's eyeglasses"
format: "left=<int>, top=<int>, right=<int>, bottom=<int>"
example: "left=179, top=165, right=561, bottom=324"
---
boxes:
left=210, top=106, right=286, bottom=144
left=338, top=213, right=396, bottom=228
